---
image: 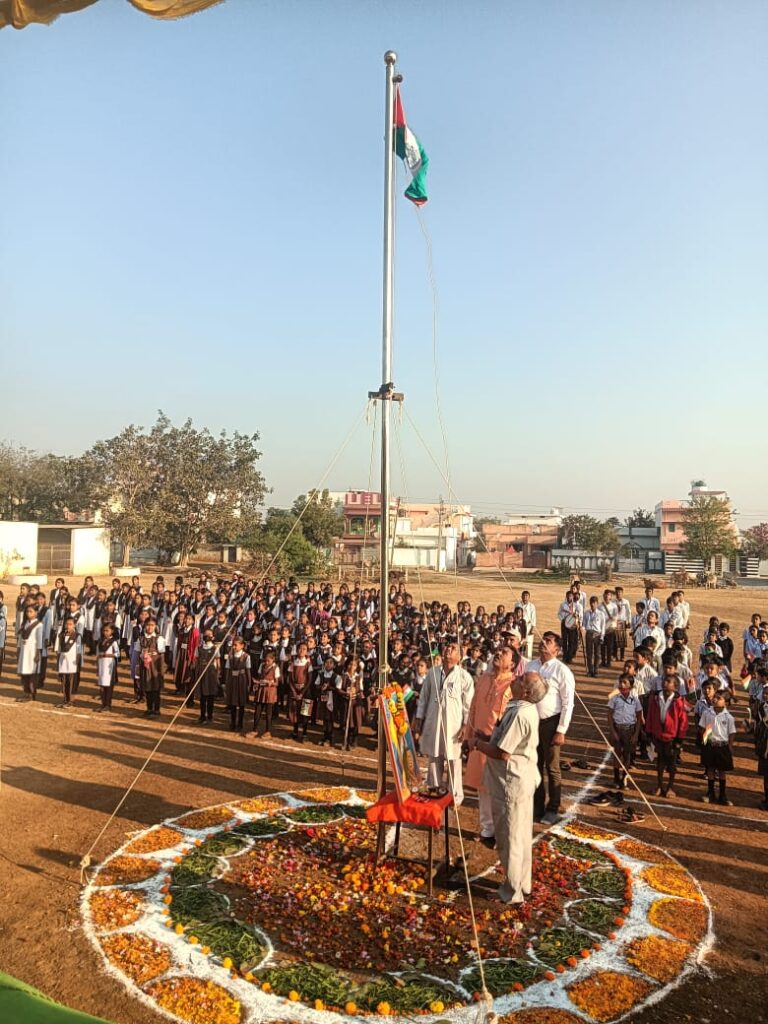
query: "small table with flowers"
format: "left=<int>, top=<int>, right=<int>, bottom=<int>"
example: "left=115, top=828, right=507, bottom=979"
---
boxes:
left=366, top=790, right=454, bottom=896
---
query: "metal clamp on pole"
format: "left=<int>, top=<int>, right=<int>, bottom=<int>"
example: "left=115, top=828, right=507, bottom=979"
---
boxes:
left=368, top=383, right=404, bottom=403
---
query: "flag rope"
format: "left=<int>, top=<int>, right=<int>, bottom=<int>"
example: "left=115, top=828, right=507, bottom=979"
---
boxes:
left=400, top=407, right=668, bottom=831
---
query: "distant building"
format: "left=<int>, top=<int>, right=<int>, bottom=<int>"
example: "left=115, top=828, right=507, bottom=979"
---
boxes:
left=656, top=482, right=740, bottom=574
left=0, top=520, right=111, bottom=578
left=615, top=525, right=664, bottom=574
left=476, top=510, right=561, bottom=570
left=337, top=491, right=474, bottom=570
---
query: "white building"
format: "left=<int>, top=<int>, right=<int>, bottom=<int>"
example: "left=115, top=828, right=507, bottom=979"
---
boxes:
left=0, top=521, right=112, bottom=579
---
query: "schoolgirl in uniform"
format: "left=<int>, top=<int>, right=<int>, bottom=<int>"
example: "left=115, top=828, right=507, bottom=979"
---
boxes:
left=82, top=585, right=99, bottom=655
left=55, top=617, right=82, bottom=707
left=225, top=636, right=250, bottom=733
left=693, top=680, right=716, bottom=766
left=315, top=655, right=339, bottom=746
left=17, top=604, right=43, bottom=700
left=196, top=630, right=219, bottom=724
left=288, top=642, right=312, bottom=742
left=96, top=624, right=120, bottom=711
left=253, top=649, right=280, bottom=739
left=35, top=594, right=53, bottom=688
left=139, top=618, right=166, bottom=717
left=174, top=612, right=200, bottom=703
left=341, top=655, right=366, bottom=750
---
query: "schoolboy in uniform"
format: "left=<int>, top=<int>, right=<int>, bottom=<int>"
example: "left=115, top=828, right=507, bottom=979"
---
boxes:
left=607, top=673, right=643, bottom=788
left=700, top=691, right=737, bottom=806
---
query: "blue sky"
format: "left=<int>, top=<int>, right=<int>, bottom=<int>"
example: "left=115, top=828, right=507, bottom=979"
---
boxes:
left=2, top=1, right=767, bottom=524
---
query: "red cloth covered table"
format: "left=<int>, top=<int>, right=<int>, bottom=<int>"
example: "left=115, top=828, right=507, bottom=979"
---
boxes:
left=366, top=791, right=454, bottom=896
left=365, top=790, right=454, bottom=827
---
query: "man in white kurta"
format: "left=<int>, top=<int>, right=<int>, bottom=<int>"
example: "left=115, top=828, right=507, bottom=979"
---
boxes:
left=473, top=672, right=546, bottom=904
left=414, top=643, right=474, bottom=805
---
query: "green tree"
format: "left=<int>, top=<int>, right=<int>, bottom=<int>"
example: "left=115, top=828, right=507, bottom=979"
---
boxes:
left=740, top=523, right=768, bottom=560
left=681, top=496, right=737, bottom=563
left=559, top=515, right=619, bottom=552
left=291, top=489, right=343, bottom=549
left=625, top=508, right=655, bottom=528
left=84, top=413, right=268, bottom=565
left=82, top=426, right=161, bottom=564
left=149, top=414, right=267, bottom=565
left=0, top=442, right=97, bottom=521
left=244, top=507, right=327, bottom=576
left=0, top=442, right=32, bottom=519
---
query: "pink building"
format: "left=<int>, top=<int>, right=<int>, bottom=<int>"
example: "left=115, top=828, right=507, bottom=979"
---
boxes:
left=655, top=500, right=687, bottom=554
left=655, top=483, right=739, bottom=561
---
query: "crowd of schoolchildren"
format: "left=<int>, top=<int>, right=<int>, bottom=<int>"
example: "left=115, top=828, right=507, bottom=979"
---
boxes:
left=583, top=582, right=768, bottom=813
left=1, top=573, right=766, bottom=810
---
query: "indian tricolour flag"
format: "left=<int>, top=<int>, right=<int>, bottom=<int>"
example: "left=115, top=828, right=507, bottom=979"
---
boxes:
left=394, top=87, right=429, bottom=206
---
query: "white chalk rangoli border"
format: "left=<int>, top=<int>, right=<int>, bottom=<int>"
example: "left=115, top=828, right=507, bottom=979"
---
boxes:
left=81, top=786, right=714, bottom=1024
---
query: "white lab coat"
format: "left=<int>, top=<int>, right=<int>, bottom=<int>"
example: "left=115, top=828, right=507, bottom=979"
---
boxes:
left=416, top=664, right=474, bottom=759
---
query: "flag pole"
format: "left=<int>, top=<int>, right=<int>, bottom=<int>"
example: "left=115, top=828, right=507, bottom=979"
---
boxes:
left=373, top=50, right=401, bottom=799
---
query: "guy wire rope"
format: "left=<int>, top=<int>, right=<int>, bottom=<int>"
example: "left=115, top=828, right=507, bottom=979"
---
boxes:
left=79, top=401, right=373, bottom=880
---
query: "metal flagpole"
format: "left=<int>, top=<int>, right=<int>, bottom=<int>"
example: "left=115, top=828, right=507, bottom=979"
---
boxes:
left=372, top=50, right=403, bottom=799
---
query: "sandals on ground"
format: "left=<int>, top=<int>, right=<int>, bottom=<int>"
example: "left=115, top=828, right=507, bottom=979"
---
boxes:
left=616, top=807, right=645, bottom=823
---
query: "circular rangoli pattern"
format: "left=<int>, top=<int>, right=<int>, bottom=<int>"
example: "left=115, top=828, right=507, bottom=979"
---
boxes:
left=82, top=788, right=713, bottom=1024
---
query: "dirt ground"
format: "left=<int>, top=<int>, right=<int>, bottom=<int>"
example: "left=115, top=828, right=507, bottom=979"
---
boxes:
left=0, top=569, right=766, bottom=1024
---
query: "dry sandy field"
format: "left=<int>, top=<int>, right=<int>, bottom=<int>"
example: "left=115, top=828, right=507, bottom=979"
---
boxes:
left=0, top=569, right=766, bottom=1024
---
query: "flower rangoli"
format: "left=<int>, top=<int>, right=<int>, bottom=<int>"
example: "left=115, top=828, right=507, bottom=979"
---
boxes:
left=82, top=789, right=712, bottom=1024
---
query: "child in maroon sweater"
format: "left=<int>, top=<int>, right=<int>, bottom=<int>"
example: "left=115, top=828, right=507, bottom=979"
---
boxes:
left=645, top=672, right=688, bottom=798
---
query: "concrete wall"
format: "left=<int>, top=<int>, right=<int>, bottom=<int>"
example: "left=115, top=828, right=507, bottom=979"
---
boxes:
left=71, top=527, right=111, bottom=576
left=0, top=521, right=38, bottom=575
